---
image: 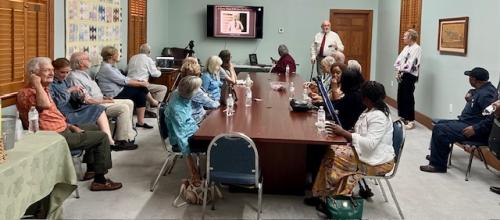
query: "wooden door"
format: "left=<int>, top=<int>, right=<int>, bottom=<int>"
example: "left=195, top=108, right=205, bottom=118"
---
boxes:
left=399, top=0, right=422, bottom=52
left=330, top=10, right=373, bottom=81
left=128, top=0, right=147, bottom=61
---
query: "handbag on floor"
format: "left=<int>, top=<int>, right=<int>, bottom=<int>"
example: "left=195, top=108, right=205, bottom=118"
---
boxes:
left=326, top=195, right=364, bottom=220
left=173, top=179, right=222, bottom=207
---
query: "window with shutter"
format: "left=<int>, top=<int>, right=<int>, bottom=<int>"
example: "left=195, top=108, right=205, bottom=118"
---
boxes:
left=128, top=0, right=147, bottom=61
left=0, top=0, right=53, bottom=106
left=399, top=0, right=422, bottom=52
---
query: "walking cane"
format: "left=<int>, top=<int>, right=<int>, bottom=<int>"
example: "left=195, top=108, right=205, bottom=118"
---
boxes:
left=309, top=62, right=315, bottom=81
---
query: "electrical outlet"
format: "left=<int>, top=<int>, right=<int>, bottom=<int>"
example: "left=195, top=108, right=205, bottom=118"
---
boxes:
left=391, top=81, right=394, bottom=87
left=449, top=104, right=453, bottom=113
left=278, top=27, right=284, bottom=33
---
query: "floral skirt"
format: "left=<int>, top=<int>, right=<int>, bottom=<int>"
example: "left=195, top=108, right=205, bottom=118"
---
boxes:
left=312, top=145, right=394, bottom=197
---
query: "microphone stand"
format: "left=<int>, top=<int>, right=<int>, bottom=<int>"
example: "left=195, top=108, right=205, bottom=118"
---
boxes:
left=309, top=62, right=315, bottom=81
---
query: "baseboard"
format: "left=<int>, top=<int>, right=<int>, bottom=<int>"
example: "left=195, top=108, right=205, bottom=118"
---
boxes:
left=385, top=96, right=500, bottom=171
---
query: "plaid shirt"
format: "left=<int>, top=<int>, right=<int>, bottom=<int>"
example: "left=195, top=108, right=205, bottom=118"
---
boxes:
left=17, top=86, right=68, bottom=132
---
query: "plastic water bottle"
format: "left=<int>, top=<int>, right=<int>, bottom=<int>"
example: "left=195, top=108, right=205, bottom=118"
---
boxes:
left=317, top=106, right=326, bottom=132
left=15, top=112, right=23, bottom=141
left=303, top=88, right=310, bottom=102
left=285, top=65, right=290, bottom=81
left=245, top=87, right=252, bottom=107
left=289, top=82, right=295, bottom=100
left=226, top=94, right=234, bottom=116
left=28, top=106, right=39, bottom=133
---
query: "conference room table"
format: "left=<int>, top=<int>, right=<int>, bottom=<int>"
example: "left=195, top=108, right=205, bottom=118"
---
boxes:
left=193, top=72, right=347, bottom=194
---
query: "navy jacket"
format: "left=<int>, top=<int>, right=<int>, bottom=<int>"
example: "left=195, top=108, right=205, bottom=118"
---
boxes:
left=459, top=82, right=497, bottom=137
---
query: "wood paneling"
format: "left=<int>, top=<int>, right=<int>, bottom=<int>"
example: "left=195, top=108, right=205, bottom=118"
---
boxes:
left=0, top=0, right=52, bottom=106
left=127, top=0, right=147, bottom=61
left=330, top=10, right=373, bottom=81
left=399, top=0, right=422, bottom=52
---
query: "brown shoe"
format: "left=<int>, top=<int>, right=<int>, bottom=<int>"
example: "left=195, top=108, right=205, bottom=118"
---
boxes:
left=82, top=171, right=95, bottom=181
left=90, top=179, right=123, bottom=191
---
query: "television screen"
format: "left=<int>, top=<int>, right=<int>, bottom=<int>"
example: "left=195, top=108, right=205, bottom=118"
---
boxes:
left=207, top=5, right=263, bottom=39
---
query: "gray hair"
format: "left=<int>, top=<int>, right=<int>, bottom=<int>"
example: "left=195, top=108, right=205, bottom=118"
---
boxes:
left=406, top=29, right=418, bottom=41
left=178, top=75, right=202, bottom=99
left=27, top=57, right=52, bottom=74
left=278, top=44, right=289, bottom=55
left=332, top=51, right=345, bottom=64
left=101, top=46, right=118, bottom=62
left=321, top=56, right=336, bottom=67
left=25, top=57, right=52, bottom=85
left=347, top=60, right=362, bottom=73
left=206, top=56, right=223, bottom=76
left=70, top=52, right=88, bottom=70
left=139, top=43, right=151, bottom=54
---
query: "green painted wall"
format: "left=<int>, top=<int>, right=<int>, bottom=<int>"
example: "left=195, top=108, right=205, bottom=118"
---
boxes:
left=376, top=0, right=500, bottom=119
left=165, top=0, right=379, bottom=80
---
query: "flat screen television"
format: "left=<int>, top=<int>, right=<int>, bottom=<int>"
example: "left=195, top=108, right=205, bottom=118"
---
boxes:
left=207, top=5, right=263, bottom=39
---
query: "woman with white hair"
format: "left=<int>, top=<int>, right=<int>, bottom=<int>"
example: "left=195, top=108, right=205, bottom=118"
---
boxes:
left=179, top=57, right=220, bottom=123
left=200, top=56, right=225, bottom=101
left=164, top=76, right=205, bottom=185
left=271, top=44, right=296, bottom=74
left=394, top=29, right=422, bottom=129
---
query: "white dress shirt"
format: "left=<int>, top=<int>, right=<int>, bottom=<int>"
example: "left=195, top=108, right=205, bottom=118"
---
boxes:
left=351, top=109, right=395, bottom=166
left=310, top=31, right=344, bottom=60
left=127, top=53, right=161, bottom=81
left=394, top=43, right=422, bottom=77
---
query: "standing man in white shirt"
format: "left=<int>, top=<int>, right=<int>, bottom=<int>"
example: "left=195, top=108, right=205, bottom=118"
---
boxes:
left=394, top=29, right=422, bottom=129
left=310, top=20, right=344, bottom=78
left=127, top=43, right=167, bottom=118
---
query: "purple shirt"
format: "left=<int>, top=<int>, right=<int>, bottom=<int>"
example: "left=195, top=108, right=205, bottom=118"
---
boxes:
left=272, top=54, right=296, bottom=74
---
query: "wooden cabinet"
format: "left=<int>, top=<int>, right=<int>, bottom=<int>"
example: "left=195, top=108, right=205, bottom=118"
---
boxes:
left=149, top=69, right=179, bottom=101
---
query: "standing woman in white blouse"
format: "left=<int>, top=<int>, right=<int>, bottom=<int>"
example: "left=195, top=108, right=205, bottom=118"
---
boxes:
left=394, top=29, right=422, bottom=129
left=311, top=81, right=395, bottom=201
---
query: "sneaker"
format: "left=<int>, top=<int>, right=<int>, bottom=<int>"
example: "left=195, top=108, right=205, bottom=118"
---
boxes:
left=405, top=121, right=416, bottom=130
left=136, top=122, right=154, bottom=129
left=90, top=179, right=123, bottom=191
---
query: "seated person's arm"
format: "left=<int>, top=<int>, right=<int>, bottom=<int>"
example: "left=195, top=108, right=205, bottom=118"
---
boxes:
left=31, top=74, right=51, bottom=109
left=148, top=57, right=162, bottom=78
left=225, top=63, right=237, bottom=84
left=468, top=94, right=497, bottom=137
left=84, top=96, right=113, bottom=104
left=192, top=90, right=220, bottom=109
left=127, top=79, right=149, bottom=88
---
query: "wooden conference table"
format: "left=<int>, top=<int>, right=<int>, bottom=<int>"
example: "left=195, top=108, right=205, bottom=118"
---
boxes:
left=194, top=72, right=347, bottom=194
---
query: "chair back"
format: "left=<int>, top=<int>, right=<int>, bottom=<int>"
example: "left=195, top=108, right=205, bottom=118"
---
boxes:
left=157, top=102, right=170, bottom=152
left=206, top=132, right=259, bottom=185
left=389, top=120, right=406, bottom=177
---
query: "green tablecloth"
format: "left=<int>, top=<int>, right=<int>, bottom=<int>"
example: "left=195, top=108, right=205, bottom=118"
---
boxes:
left=0, top=131, right=77, bottom=219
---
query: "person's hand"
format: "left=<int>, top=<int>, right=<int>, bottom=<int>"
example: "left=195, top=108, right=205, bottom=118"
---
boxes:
left=67, top=85, right=83, bottom=93
left=101, top=99, right=114, bottom=104
left=492, top=101, right=500, bottom=118
left=68, top=124, right=84, bottom=133
left=30, top=74, right=42, bottom=87
left=141, top=81, right=150, bottom=88
left=462, top=126, right=475, bottom=138
left=464, top=92, right=472, bottom=102
left=325, top=122, right=349, bottom=137
left=103, top=96, right=113, bottom=100
left=395, top=72, right=401, bottom=82
left=270, top=57, right=277, bottom=64
left=311, top=58, right=317, bottom=64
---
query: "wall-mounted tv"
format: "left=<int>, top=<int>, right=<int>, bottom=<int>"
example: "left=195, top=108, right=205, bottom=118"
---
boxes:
left=207, top=5, right=263, bottom=39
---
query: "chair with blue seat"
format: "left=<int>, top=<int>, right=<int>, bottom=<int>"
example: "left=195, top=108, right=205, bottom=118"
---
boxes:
left=366, top=120, right=406, bottom=220
left=202, top=132, right=262, bottom=220
left=70, top=149, right=84, bottom=198
left=150, top=102, right=204, bottom=192
left=150, top=102, right=183, bottom=192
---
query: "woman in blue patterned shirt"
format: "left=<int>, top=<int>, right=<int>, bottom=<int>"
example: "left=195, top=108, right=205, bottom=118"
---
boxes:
left=164, top=76, right=204, bottom=185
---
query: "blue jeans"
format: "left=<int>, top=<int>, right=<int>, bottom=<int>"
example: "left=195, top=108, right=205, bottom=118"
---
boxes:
left=429, top=120, right=482, bottom=169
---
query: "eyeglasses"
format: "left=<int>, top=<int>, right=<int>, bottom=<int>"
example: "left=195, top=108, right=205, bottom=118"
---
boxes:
left=39, top=68, right=54, bottom=73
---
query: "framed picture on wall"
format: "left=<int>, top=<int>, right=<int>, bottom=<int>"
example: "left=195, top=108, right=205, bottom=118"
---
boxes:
left=437, top=16, right=469, bottom=55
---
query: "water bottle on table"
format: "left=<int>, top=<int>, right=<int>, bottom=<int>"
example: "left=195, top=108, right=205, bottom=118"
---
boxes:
left=289, top=82, right=295, bottom=100
left=245, top=87, right=252, bottom=107
left=28, top=106, right=39, bottom=133
left=317, top=106, right=326, bottom=132
left=226, top=94, right=235, bottom=116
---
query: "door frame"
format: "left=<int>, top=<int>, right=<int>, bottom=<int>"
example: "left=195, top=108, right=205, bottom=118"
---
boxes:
left=330, top=9, right=373, bottom=80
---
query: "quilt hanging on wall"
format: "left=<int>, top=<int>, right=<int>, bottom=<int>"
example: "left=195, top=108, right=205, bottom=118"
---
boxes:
left=66, top=0, right=122, bottom=65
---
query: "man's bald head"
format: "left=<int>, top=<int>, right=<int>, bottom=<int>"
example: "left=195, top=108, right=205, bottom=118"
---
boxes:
left=321, top=20, right=331, bottom=33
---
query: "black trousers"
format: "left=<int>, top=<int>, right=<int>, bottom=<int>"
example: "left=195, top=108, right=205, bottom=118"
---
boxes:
left=397, top=73, right=418, bottom=121
left=115, top=86, right=149, bottom=108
